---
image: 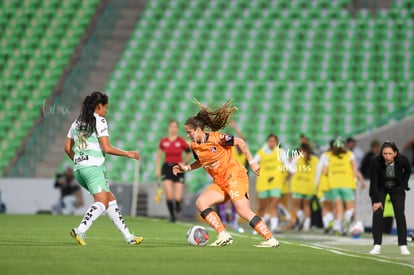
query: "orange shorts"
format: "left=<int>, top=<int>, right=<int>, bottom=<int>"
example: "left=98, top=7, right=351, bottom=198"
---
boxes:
left=208, top=173, right=249, bottom=201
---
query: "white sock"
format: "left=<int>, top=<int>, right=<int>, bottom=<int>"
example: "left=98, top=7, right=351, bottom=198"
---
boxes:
left=219, top=230, right=230, bottom=237
left=303, top=217, right=311, bottom=231
left=107, top=200, right=133, bottom=240
left=323, top=212, right=334, bottom=228
left=231, top=214, right=239, bottom=229
left=296, top=210, right=305, bottom=224
left=263, top=214, right=270, bottom=224
left=333, top=219, right=342, bottom=232
left=344, top=209, right=354, bottom=223
left=77, top=202, right=106, bottom=233
left=278, top=204, right=292, bottom=220
left=270, top=217, right=279, bottom=231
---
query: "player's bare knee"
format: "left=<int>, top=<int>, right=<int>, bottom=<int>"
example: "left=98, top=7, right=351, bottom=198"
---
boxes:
left=195, top=197, right=206, bottom=211
left=107, top=192, right=116, bottom=201
left=93, top=194, right=109, bottom=209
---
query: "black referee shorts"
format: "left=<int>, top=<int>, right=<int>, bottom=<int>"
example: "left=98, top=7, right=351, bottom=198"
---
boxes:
left=161, top=162, right=185, bottom=183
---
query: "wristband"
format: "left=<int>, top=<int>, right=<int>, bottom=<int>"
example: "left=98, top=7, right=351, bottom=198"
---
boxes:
left=185, top=165, right=191, bottom=171
left=249, top=160, right=256, bottom=165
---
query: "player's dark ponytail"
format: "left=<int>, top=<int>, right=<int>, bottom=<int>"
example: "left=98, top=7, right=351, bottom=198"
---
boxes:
left=185, top=99, right=237, bottom=132
left=300, top=143, right=312, bottom=165
left=77, top=92, right=108, bottom=137
left=332, top=137, right=346, bottom=159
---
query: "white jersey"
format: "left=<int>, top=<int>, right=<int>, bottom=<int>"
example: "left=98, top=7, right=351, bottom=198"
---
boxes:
left=67, top=113, right=109, bottom=170
left=314, top=153, right=328, bottom=187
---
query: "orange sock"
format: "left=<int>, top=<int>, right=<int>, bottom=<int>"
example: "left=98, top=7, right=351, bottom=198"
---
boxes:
left=249, top=215, right=273, bottom=240
left=200, top=208, right=225, bottom=234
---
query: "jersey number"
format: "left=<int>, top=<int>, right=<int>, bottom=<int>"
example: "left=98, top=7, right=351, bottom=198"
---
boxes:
left=78, top=133, right=87, bottom=150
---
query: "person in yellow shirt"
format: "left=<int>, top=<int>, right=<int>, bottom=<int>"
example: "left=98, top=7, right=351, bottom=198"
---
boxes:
left=290, top=143, right=319, bottom=231
left=315, top=140, right=335, bottom=232
left=323, top=137, right=365, bottom=235
left=252, top=134, right=290, bottom=233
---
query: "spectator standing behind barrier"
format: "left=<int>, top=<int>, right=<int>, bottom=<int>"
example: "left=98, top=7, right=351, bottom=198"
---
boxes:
left=360, top=140, right=380, bottom=179
left=52, top=166, right=83, bottom=215
left=369, top=141, right=411, bottom=255
left=346, top=137, right=364, bottom=168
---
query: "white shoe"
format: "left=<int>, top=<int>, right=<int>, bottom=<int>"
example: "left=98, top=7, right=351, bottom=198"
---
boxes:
left=127, top=236, right=144, bottom=246
left=70, top=228, right=86, bottom=246
left=209, top=231, right=233, bottom=246
left=369, top=245, right=381, bottom=255
left=400, top=245, right=411, bottom=255
left=254, top=237, right=280, bottom=248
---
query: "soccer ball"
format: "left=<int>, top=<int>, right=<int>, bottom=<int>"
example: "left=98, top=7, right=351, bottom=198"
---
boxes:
left=186, top=226, right=209, bottom=246
left=349, top=221, right=364, bottom=237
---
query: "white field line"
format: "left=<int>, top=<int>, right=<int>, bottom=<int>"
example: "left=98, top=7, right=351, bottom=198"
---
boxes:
left=298, top=243, right=414, bottom=270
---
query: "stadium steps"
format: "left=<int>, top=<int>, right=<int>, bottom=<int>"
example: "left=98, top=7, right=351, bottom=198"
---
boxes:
left=35, top=0, right=147, bottom=177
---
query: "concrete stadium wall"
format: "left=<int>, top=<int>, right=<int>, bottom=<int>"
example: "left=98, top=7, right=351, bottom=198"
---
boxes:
left=355, top=115, right=414, bottom=162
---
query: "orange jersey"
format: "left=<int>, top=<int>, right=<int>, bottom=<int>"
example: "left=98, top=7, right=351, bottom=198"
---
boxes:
left=191, top=132, right=247, bottom=187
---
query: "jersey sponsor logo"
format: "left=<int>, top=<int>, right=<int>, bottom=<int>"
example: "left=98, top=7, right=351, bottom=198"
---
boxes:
left=101, top=127, right=107, bottom=133
left=163, top=142, right=170, bottom=147
left=101, top=118, right=106, bottom=123
left=220, top=134, right=232, bottom=141
left=74, top=152, right=89, bottom=164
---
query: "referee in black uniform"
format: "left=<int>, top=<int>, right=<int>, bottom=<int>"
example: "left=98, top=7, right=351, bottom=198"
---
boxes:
left=369, top=141, right=411, bottom=255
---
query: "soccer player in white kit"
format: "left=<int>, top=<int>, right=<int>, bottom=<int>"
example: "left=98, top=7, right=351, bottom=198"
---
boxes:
left=65, top=91, right=143, bottom=246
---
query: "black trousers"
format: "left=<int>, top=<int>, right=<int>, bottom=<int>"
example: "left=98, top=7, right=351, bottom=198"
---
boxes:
left=371, top=190, right=407, bottom=245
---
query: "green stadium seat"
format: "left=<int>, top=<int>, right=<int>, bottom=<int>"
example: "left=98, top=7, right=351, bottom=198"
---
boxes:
left=0, top=0, right=100, bottom=175
left=47, top=0, right=414, bottom=183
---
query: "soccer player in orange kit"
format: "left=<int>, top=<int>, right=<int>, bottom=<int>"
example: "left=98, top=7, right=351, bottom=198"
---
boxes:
left=173, top=100, right=279, bottom=247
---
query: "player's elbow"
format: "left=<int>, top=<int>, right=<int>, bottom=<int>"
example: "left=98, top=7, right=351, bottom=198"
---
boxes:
left=64, top=145, right=71, bottom=155
left=234, top=137, right=245, bottom=147
left=101, top=146, right=111, bottom=154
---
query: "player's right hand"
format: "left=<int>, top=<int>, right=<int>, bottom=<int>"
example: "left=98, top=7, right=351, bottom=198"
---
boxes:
left=155, top=168, right=161, bottom=179
left=250, top=162, right=260, bottom=176
left=372, top=202, right=383, bottom=212
left=126, top=151, right=140, bottom=160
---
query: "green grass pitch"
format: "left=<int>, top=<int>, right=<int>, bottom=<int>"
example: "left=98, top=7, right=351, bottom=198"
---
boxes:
left=0, top=215, right=412, bottom=275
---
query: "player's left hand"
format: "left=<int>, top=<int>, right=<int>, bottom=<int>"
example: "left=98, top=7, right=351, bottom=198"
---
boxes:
left=360, top=179, right=366, bottom=190
left=250, top=162, right=260, bottom=176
